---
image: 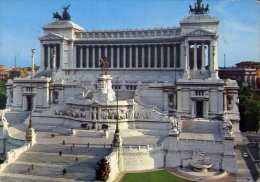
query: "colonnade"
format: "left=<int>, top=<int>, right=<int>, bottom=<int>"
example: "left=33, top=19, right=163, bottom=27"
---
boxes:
left=75, top=44, right=181, bottom=69
left=43, top=44, right=61, bottom=70
left=185, top=41, right=210, bottom=70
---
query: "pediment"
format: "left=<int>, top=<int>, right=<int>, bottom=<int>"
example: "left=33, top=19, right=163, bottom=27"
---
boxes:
left=186, top=29, right=215, bottom=36
left=39, top=33, right=64, bottom=40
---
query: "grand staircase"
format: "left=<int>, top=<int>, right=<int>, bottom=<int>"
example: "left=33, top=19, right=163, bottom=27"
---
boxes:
left=0, top=111, right=112, bottom=182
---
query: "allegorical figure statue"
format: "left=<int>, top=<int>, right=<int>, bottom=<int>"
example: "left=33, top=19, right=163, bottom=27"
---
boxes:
left=53, top=5, right=71, bottom=21
left=99, top=55, right=109, bottom=75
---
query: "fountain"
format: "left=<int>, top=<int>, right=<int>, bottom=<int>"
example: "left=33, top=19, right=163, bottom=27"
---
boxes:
left=189, top=148, right=213, bottom=172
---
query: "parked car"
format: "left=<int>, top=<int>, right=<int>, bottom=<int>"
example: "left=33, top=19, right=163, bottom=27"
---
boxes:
left=243, top=152, right=248, bottom=158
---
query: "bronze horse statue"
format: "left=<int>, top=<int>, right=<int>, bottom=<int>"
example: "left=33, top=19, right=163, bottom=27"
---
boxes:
left=53, top=12, right=62, bottom=21
left=53, top=5, right=71, bottom=21
left=204, top=4, right=210, bottom=14
left=189, top=5, right=195, bottom=14
left=100, top=56, right=109, bottom=75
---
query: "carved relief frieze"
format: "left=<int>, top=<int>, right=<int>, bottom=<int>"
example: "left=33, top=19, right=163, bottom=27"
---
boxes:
left=74, top=28, right=181, bottom=40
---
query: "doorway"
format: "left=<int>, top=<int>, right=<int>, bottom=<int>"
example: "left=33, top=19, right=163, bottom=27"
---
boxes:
left=196, top=101, right=203, bottom=117
left=27, top=96, right=32, bottom=111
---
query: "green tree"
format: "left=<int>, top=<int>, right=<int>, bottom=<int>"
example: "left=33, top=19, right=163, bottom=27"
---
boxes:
left=0, top=82, right=6, bottom=109
left=239, top=87, right=260, bottom=132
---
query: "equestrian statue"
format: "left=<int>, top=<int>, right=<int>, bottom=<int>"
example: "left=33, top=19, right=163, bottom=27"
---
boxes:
left=53, top=5, right=71, bottom=21
left=189, top=0, right=210, bottom=14
left=100, top=55, right=109, bottom=75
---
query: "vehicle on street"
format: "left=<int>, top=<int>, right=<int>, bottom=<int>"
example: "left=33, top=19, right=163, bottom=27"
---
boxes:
left=243, top=152, right=248, bottom=158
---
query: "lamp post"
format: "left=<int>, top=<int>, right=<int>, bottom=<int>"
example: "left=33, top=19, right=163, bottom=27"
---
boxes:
left=112, top=77, right=122, bottom=148
left=115, top=77, right=119, bottom=134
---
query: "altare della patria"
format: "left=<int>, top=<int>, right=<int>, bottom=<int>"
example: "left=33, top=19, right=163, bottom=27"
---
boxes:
left=0, top=0, right=241, bottom=181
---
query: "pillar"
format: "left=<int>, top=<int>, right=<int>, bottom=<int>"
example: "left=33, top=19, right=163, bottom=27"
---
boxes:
left=201, top=42, right=205, bottom=70
left=123, top=45, right=126, bottom=68
left=47, top=45, right=51, bottom=70
left=129, top=46, right=132, bottom=68
left=111, top=46, right=114, bottom=68
left=193, top=42, right=197, bottom=70
left=50, top=90, right=53, bottom=105
left=142, top=45, right=145, bottom=68
left=204, top=100, right=208, bottom=118
left=210, top=40, right=214, bottom=72
left=98, top=107, right=101, bottom=121
left=148, top=45, right=151, bottom=68
left=86, top=46, right=89, bottom=68
left=191, top=100, right=195, bottom=118
left=22, top=96, right=27, bottom=111
left=223, top=91, right=227, bottom=113
left=40, top=43, right=45, bottom=69
left=167, top=45, right=170, bottom=68
left=73, top=45, right=77, bottom=69
left=135, top=45, right=138, bottom=68
left=60, top=42, right=64, bottom=70
left=160, top=45, right=164, bottom=68
left=154, top=45, right=157, bottom=68
left=163, top=92, right=168, bottom=110
left=174, top=45, right=177, bottom=68
left=117, top=46, right=120, bottom=68
left=92, top=46, right=95, bottom=68
left=105, top=46, right=107, bottom=57
left=80, top=46, right=83, bottom=68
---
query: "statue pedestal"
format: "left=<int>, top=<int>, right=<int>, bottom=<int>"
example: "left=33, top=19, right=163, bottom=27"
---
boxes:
left=92, top=74, right=116, bottom=102
left=166, top=130, right=180, bottom=167
left=26, top=128, right=37, bottom=146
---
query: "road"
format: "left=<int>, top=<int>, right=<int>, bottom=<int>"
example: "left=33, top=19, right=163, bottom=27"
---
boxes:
left=236, top=132, right=260, bottom=182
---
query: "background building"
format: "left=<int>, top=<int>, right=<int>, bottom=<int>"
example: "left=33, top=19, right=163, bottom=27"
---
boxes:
left=219, top=61, right=260, bottom=90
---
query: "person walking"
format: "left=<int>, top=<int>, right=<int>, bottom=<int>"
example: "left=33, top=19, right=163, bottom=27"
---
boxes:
left=63, top=168, right=67, bottom=175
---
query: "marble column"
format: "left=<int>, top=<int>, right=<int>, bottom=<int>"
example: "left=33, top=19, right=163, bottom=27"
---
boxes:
left=223, top=91, right=227, bottom=113
left=86, top=46, right=89, bottom=68
left=98, top=46, right=101, bottom=62
left=123, top=45, right=126, bottom=68
left=174, top=45, right=177, bottom=68
left=204, top=100, right=209, bottom=118
left=191, top=100, right=195, bottom=118
left=111, top=46, right=114, bottom=68
left=50, top=90, right=53, bottom=105
left=80, top=46, right=83, bottom=68
left=47, top=45, right=51, bottom=70
left=22, top=96, right=27, bottom=111
left=167, top=45, right=170, bottom=68
left=201, top=42, right=205, bottom=70
left=92, top=46, right=95, bottom=68
left=135, top=46, right=138, bottom=68
left=161, top=45, right=164, bottom=67
left=73, top=45, right=77, bottom=69
left=98, top=107, right=101, bottom=121
left=210, top=40, right=214, bottom=72
left=164, top=92, right=168, bottom=110
left=142, top=45, right=145, bottom=68
left=105, top=46, right=108, bottom=57
left=173, top=92, right=177, bottom=110
left=40, top=43, right=45, bottom=69
left=154, top=45, right=157, bottom=68
left=148, top=45, right=151, bottom=68
left=59, top=42, right=64, bottom=70
left=193, top=42, right=197, bottom=70
left=68, top=41, right=74, bottom=69
left=129, top=46, right=132, bottom=68
left=117, top=46, right=120, bottom=68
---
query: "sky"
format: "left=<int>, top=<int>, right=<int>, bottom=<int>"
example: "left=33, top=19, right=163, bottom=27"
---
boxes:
left=0, top=0, right=259, bottom=68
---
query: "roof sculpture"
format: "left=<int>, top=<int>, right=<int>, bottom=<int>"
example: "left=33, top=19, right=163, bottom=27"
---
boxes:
left=189, top=0, right=210, bottom=14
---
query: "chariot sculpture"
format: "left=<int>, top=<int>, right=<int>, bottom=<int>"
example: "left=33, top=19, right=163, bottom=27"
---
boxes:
left=189, top=0, right=210, bottom=14
left=53, top=5, right=71, bottom=21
